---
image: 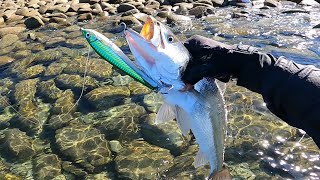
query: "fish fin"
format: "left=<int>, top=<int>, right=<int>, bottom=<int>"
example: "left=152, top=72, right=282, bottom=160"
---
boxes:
left=208, top=168, right=232, bottom=180
left=216, top=80, right=226, bottom=95
left=194, top=150, right=209, bottom=168
left=155, top=103, right=175, bottom=124
left=175, top=105, right=191, bottom=136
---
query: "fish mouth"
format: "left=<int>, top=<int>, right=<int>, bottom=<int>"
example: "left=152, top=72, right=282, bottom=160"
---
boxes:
left=140, top=17, right=155, bottom=41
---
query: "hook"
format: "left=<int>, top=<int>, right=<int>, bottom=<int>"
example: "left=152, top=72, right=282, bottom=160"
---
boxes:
left=120, top=22, right=127, bottom=31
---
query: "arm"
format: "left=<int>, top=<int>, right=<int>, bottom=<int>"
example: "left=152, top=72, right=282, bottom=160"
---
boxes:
left=182, top=35, right=320, bottom=147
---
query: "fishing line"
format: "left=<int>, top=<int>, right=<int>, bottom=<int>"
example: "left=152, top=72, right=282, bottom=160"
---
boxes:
left=63, top=45, right=91, bottom=115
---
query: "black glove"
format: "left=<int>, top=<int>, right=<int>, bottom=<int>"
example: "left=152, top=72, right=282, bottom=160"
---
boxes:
left=182, top=35, right=272, bottom=93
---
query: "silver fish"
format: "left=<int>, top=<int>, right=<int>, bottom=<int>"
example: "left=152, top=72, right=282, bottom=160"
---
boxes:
left=124, top=16, right=230, bottom=178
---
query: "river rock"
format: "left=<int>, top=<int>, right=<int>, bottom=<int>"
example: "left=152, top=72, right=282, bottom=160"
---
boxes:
left=98, top=116, right=142, bottom=143
left=0, top=56, right=14, bottom=66
left=38, top=79, right=63, bottom=102
left=120, top=15, right=141, bottom=25
left=78, top=13, right=93, bottom=21
left=17, top=64, right=45, bottom=79
left=0, top=17, right=4, bottom=25
left=143, top=92, right=163, bottom=113
left=51, top=90, right=76, bottom=115
left=33, top=154, right=62, bottom=179
left=115, top=140, right=174, bottom=179
left=55, top=124, right=112, bottom=172
left=264, top=0, right=280, bottom=7
left=47, top=114, right=74, bottom=130
left=61, top=161, right=88, bottom=177
left=117, top=3, right=137, bottom=13
left=24, top=16, right=45, bottom=29
left=39, top=5, right=49, bottom=14
left=128, top=81, right=151, bottom=95
left=0, top=26, right=26, bottom=38
left=0, top=128, right=35, bottom=161
left=189, top=6, right=214, bottom=18
left=85, top=86, right=130, bottom=110
left=112, top=75, right=134, bottom=86
left=3, top=9, right=16, bottom=21
left=14, top=78, right=39, bottom=104
left=101, top=103, right=146, bottom=118
left=54, top=74, right=99, bottom=92
left=281, top=9, right=310, bottom=14
left=141, top=113, right=190, bottom=156
left=314, top=24, right=320, bottom=28
left=109, top=140, right=123, bottom=153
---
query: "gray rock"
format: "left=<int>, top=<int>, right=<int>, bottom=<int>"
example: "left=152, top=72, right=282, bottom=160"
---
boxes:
left=143, top=92, right=163, bottom=113
left=166, top=13, right=192, bottom=26
left=212, top=0, right=228, bottom=6
left=117, top=3, right=137, bottom=13
left=189, top=6, right=214, bottom=18
left=121, top=9, right=140, bottom=16
left=281, top=9, right=310, bottom=14
left=24, top=16, right=44, bottom=29
left=0, top=26, right=26, bottom=38
left=314, top=24, right=320, bottom=28
left=120, top=15, right=142, bottom=25
left=78, top=13, right=93, bottom=21
left=0, top=34, right=19, bottom=48
left=47, top=114, right=74, bottom=130
left=264, top=0, right=280, bottom=7
left=109, top=140, right=123, bottom=153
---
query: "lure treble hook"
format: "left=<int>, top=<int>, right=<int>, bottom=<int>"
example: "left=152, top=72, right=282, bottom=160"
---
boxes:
left=120, top=22, right=127, bottom=31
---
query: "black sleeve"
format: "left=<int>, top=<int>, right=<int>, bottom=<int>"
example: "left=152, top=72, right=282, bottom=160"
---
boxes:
left=235, top=52, right=320, bottom=147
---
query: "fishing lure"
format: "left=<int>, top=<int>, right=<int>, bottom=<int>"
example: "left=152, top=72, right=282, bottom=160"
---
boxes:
left=81, top=27, right=160, bottom=90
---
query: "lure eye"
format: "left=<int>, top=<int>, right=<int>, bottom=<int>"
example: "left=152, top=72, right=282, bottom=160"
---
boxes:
left=167, top=36, right=174, bottom=42
left=85, top=32, right=90, bottom=38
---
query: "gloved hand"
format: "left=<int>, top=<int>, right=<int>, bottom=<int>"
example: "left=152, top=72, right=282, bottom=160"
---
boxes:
left=182, top=35, right=267, bottom=93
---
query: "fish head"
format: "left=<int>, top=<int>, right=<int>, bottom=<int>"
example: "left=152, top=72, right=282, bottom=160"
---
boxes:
left=124, top=16, right=190, bottom=90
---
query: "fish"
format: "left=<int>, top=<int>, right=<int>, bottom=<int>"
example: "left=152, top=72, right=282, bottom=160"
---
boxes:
left=124, top=16, right=230, bottom=179
left=80, top=27, right=160, bottom=90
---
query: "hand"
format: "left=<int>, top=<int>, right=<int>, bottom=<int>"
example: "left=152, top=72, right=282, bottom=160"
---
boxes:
left=182, top=35, right=259, bottom=86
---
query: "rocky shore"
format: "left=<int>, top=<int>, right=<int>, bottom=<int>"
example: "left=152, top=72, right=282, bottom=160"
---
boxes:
left=0, top=0, right=319, bottom=179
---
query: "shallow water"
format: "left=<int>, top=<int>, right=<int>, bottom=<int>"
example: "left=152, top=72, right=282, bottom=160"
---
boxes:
left=0, top=2, right=319, bottom=180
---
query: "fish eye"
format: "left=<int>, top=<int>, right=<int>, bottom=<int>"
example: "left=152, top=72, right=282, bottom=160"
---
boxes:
left=86, top=32, right=90, bottom=38
left=168, top=36, right=174, bottom=42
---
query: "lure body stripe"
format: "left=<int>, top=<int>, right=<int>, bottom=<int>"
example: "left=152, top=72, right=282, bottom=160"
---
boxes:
left=81, top=28, right=159, bottom=90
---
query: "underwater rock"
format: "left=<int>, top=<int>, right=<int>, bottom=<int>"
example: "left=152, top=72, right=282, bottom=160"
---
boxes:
left=143, top=92, right=164, bottom=113
left=55, top=74, right=99, bottom=92
left=163, top=145, right=210, bottom=178
left=85, top=86, right=130, bottom=110
left=229, top=163, right=256, bottom=180
left=189, top=6, right=214, bottom=18
left=10, top=100, right=43, bottom=135
left=140, top=113, right=190, bottom=156
left=61, top=161, right=88, bottom=177
left=47, top=114, right=74, bottom=130
left=112, top=75, right=134, bottom=86
left=63, top=57, right=113, bottom=80
left=98, top=117, right=142, bottom=143
left=102, top=103, right=146, bottom=118
left=0, top=128, right=35, bottom=161
left=128, top=81, right=151, bottom=95
left=17, top=64, right=45, bottom=79
left=115, top=140, right=174, bottom=179
left=109, top=140, right=123, bottom=153
left=51, top=90, right=76, bottom=115
left=55, top=124, right=112, bottom=172
left=32, top=48, right=63, bottom=65
left=44, top=62, right=68, bottom=77
left=38, top=79, right=63, bottom=102
left=14, top=78, right=39, bottom=104
left=33, top=154, right=62, bottom=179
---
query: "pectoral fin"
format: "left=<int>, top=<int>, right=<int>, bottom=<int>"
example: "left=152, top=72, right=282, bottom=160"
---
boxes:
left=155, top=103, right=175, bottom=124
left=175, top=105, right=191, bottom=136
left=194, top=150, right=209, bottom=168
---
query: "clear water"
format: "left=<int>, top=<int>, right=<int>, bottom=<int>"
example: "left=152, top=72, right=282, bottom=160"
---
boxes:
left=0, top=3, right=319, bottom=180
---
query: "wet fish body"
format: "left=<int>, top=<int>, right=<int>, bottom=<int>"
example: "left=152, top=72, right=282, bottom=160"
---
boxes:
left=124, top=16, right=228, bottom=177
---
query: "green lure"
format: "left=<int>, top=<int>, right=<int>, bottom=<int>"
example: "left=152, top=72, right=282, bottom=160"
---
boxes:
left=81, top=28, right=159, bottom=90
